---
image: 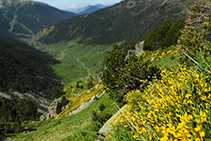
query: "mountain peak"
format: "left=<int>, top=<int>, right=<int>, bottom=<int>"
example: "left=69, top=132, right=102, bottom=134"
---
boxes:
left=0, top=0, right=23, bottom=8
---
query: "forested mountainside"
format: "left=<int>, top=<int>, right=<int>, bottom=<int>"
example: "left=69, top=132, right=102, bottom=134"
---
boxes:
left=2, top=1, right=211, bottom=141
left=0, top=0, right=77, bottom=42
left=0, top=36, right=65, bottom=138
left=0, top=36, right=62, bottom=98
left=30, top=0, right=194, bottom=46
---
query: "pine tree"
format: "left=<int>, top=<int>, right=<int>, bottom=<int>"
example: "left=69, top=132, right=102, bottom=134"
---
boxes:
left=143, top=18, right=185, bottom=50
left=102, top=44, right=161, bottom=105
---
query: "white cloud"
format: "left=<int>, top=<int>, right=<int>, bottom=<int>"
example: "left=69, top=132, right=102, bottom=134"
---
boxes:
left=69, top=4, right=77, bottom=9
left=59, top=4, right=77, bottom=10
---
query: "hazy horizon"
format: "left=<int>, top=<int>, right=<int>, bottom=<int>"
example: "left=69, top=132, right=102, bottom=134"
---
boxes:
left=31, top=0, right=123, bottom=10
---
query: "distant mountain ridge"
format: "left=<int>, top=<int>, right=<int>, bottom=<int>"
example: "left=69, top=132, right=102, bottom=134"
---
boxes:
left=31, top=0, right=195, bottom=46
left=67, top=4, right=110, bottom=14
left=76, top=4, right=111, bottom=15
left=0, top=0, right=77, bottom=42
left=77, top=5, right=100, bottom=15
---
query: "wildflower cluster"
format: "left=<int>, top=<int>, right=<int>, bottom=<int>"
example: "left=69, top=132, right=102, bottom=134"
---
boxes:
left=107, top=68, right=211, bottom=140
left=55, top=83, right=104, bottom=119
left=106, top=2, right=211, bottom=140
left=140, top=49, right=177, bottom=63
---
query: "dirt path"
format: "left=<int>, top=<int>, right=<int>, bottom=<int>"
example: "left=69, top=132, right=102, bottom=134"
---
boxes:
left=75, top=58, right=90, bottom=77
left=62, top=51, right=91, bottom=80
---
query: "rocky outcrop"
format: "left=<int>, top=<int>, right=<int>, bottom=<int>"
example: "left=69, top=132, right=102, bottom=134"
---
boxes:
left=125, top=41, right=144, bottom=61
left=40, top=97, right=61, bottom=120
left=0, top=92, right=11, bottom=99
left=135, top=41, right=144, bottom=56
left=0, top=91, right=50, bottom=112
left=98, top=105, right=128, bottom=138
left=66, top=91, right=104, bottom=117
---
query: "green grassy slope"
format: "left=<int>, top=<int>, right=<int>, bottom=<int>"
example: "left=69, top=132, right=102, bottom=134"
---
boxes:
left=11, top=93, right=117, bottom=141
left=35, top=41, right=119, bottom=83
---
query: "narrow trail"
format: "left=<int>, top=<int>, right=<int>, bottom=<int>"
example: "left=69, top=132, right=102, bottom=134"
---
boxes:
left=62, top=51, right=91, bottom=80
left=75, top=58, right=90, bottom=77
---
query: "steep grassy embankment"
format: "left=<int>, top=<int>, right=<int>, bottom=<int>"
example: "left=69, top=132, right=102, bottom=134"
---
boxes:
left=11, top=88, right=118, bottom=141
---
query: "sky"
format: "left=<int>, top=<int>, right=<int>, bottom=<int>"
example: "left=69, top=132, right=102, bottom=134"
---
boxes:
left=32, top=0, right=123, bottom=11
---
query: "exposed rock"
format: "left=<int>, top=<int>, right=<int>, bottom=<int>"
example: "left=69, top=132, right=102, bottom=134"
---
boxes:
left=12, top=91, right=25, bottom=99
left=98, top=105, right=128, bottom=137
left=40, top=114, right=46, bottom=121
left=0, top=92, right=11, bottom=99
left=0, top=91, right=50, bottom=113
left=41, top=88, right=105, bottom=121
left=64, top=91, right=105, bottom=118
left=38, top=109, right=46, bottom=114
left=4, top=137, right=11, bottom=141
left=125, top=41, right=144, bottom=61
left=135, top=41, right=144, bottom=56
left=41, top=97, right=62, bottom=120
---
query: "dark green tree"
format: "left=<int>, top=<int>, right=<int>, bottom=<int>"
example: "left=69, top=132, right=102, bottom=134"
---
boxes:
left=56, top=102, right=62, bottom=114
left=143, top=18, right=185, bottom=50
left=162, top=18, right=185, bottom=47
left=87, top=77, right=94, bottom=89
left=102, top=44, right=161, bottom=105
left=76, top=81, right=80, bottom=89
left=14, top=99, right=39, bottom=121
left=51, top=87, right=65, bottom=98
left=56, top=96, right=69, bottom=114
left=99, top=104, right=106, bottom=111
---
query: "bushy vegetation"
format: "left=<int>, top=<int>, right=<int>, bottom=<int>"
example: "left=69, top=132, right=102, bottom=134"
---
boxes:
left=56, top=96, right=69, bottom=114
left=0, top=36, right=63, bottom=98
left=0, top=98, right=39, bottom=135
left=106, top=1, right=211, bottom=140
left=143, top=18, right=185, bottom=51
left=91, top=109, right=112, bottom=132
left=102, top=43, right=161, bottom=106
left=55, top=81, right=104, bottom=119
left=4, top=1, right=210, bottom=141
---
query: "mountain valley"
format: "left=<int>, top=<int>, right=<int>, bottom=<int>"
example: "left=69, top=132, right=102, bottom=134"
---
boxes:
left=1, top=0, right=211, bottom=141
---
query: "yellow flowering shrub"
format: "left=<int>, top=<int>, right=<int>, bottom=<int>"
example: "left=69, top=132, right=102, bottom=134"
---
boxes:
left=107, top=67, right=211, bottom=140
left=107, top=2, right=211, bottom=141
left=140, top=49, right=177, bottom=63
left=55, top=84, right=104, bottom=119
